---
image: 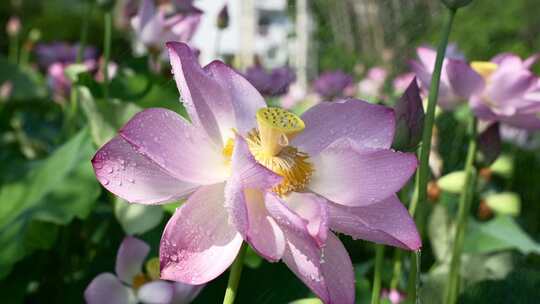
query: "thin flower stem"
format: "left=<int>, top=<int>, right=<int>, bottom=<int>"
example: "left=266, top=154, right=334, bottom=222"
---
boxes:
left=76, top=1, right=93, bottom=63
left=406, top=250, right=420, bottom=304
left=8, top=33, right=19, bottom=64
left=445, top=115, right=478, bottom=304
left=371, top=244, right=385, bottom=304
left=223, top=242, right=248, bottom=304
left=390, top=249, right=403, bottom=290
left=102, top=11, right=112, bottom=102
left=64, top=1, right=92, bottom=137
left=409, top=7, right=457, bottom=216
left=406, top=7, right=457, bottom=303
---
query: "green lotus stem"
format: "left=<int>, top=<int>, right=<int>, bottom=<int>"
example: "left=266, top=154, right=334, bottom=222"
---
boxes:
left=371, top=244, right=385, bottom=304
left=223, top=242, right=247, bottom=304
left=102, top=11, right=112, bottom=102
left=390, top=249, right=403, bottom=290
left=409, top=7, right=457, bottom=216
left=406, top=250, right=420, bottom=304
left=76, top=1, right=93, bottom=63
left=64, top=1, right=92, bottom=136
left=445, top=115, right=478, bottom=304
left=406, top=6, right=457, bottom=302
left=8, top=33, right=19, bottom=65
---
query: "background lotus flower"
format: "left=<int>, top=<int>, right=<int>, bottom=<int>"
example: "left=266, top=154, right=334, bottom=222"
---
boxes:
left=244, top=64, right=296, bottom=97
left=358, top=66, right=387, bottom=99
left=45, top=59, right=98, bottom=101
left=92, top=42, right=421, bottom=304
left=6, top=16, right=21, bottom=37
left=491, top=52, right=539, bottom=69
left=467, top=54, right=540, bottom=129
left=130, top=0, right=201, bottom=56
left=499, top=124, right=540, bottom=150
left=280, top=83, right=320, bottom=110
left=35, top=42, right=98, bottom=70
left=410, top=45, right=478, bottom=110
left=313, top=70, right=355, bottom=100
left=381, top=288, right=406, bottom=304
left=84, top=236, right=203, bottom=304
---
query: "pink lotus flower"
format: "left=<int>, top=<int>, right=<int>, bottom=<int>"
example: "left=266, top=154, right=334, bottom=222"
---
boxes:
left=410, top=45, right=474, bottom=110
left=6, top=16, right=21, bottom=37
left=92, top=42, right=421, bottom=304
left=381, top=288, right=406, bottom=304
left=358, top=66, right=388, bottom=99
left=46, top=60, right=97, bottom=102
left=85, top=236, right=203, bottom=304
left=131, top=0, right=201, bottom=56
left=244, top=64, right=296, bottom=97
left=466, top=54, right=540, bottom=130
left=313, top=70, right=355, bottom=100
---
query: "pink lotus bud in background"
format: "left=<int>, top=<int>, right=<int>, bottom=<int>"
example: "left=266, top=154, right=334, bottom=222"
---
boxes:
left=6, top=16, right=21, bottom=36
left=217, top=4, right=229, bottom=29
left=0, top=81, right=13, bottom=101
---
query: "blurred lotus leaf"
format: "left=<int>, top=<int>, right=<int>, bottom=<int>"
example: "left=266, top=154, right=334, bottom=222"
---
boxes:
left=0, top=129, right=97, bottom=278
left=428, top=203, right=456, bottom=262
left=0, top=56, right=46, bottom=100
left=79, top=86, right=141, bottom=147
left=459, top=269, right=540, bottom=304
left=463, top=216, right=540, bottom=255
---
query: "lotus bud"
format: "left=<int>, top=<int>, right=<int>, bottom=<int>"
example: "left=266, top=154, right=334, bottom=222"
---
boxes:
left=392, top=77, right=425, bottom=151
left=441, top=0, right=473, bottom=10
left=6, top=16, right=21, bottom=37
left=217, top=4, right=229, bottom=29
left=478, top=123, right=501, bottom=166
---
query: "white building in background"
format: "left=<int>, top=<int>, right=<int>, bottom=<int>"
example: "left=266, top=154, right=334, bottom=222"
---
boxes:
left=191, top=0, right=293, bottom=68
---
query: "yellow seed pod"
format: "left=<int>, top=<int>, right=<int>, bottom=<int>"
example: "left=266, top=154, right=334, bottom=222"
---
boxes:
left=256, top=108, right=305, bottom=156
left=145, top=257, right=161, bottom=281
left=471, top=61, right=498, bottom=79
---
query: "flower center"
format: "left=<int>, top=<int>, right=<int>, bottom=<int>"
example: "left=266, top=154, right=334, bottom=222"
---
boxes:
left=222, top=108, right=314, bottom=196
left=471, top=61, right=498, bottom=80
left=131, top=257, right=161, bottom=290
left=250, top=108, right=313, bottom=195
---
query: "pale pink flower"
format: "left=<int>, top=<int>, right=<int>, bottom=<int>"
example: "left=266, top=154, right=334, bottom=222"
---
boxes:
left=92, top=42, right=421, bottom=304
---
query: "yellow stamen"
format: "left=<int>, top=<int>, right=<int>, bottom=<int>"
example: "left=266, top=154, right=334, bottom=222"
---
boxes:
left=246, top=130, right=313, bottom=196
left=132, top=273, right=150, bottom=290
left=145, top=257, right=161, bottom=281
left=222, top=137, right=235, bottom=159
left=256, top=108, right=305, bottom=156
left=471, top=61, right=498, bottom=79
